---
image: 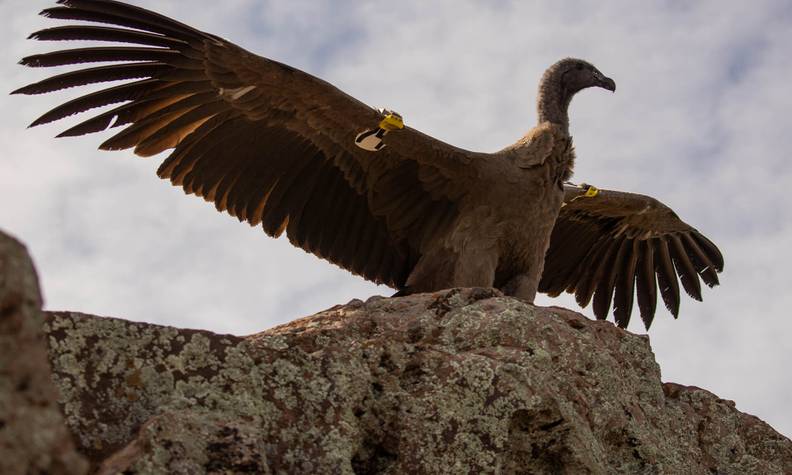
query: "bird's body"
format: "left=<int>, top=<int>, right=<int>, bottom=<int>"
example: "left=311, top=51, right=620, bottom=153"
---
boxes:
left=13, top=0, right=723, bottom=329
left=404, top=58, right=606, bottom=300
left=406, top=122, right=570, bottom=301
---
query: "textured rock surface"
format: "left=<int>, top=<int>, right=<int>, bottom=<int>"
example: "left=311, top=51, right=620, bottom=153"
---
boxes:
left=1, top=228, right=790, bottom=474
left=0, top=230, right=88, bottom=475
left=42, top=289, right=792, bottom=474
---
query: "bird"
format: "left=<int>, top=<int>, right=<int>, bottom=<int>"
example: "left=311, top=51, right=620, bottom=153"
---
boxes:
left=12, top=0, right=723, bottom=330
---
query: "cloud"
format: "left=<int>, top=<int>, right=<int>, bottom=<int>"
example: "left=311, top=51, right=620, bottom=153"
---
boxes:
left=1, top=0, right=790, bottom=437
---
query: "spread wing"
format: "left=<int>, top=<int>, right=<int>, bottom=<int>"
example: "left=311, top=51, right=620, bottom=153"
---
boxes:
left=539, top=184, right=724, bottom=329
left=13, top=0, right=486, bottom=289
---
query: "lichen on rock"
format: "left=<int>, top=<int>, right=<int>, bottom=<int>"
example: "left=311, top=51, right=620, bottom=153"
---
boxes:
left=42, top=288, right=792, bottom=474
left=1, top=228, right=790, bottom=474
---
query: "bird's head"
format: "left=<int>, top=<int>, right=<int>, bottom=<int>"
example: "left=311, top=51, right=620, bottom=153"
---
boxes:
left=537, top=58, right=615, bottom=129
left=553, top=58, right=616, bottom=95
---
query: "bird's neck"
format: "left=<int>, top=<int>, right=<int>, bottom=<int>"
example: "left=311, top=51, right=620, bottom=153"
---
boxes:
left=536, top=74, right=571, bottom=134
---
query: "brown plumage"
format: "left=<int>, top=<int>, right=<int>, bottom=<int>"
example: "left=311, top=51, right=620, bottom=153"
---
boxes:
left=13, top=0, right=724, bottom=329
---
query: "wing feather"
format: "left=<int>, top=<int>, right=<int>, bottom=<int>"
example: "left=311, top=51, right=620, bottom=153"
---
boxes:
left=29, top=78, right=159, bottom=127
left=12, top=63, right=176, bottom=95
left=134, top=101, right=222, bottom=156
left=260, top=144, right=320, bottom=235
left=682, top=233, right=720, bottom=287
left=42, top=2, right=206, bottom=40
left=654, top=237, right=681, bottom=317
left=21, top=47, right=183, bottom=68
left=540, top=185, right=723, bottom=328
left=168, top=113, right=240, bottom=188
left=669, top=234, right=702, bottom=301
left=592, top=237, right=628, bottom=320
left=55, top=89, right=198, bottom=137
left=28, top=25, right=189, bottom=48
left=335, top=198, right=370, bottom=269
left=613, top=240, right=640, bottom=328
left=635, top=240, right=657, bottom=329
left=100, top=97, right=219, bottom=152
left=572, top=238, right=613, bottom=308
left=192, top=135, right=251, bottom=201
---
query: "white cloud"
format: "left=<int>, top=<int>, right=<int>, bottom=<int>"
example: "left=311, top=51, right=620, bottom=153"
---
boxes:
left=1, top=0, right=790, bottom=437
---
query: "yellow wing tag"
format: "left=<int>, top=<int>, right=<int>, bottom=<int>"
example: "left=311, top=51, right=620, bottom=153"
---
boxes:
left=568, top=182, right=600, bottom=204
left=355, top=109, right=404, bottom=152
left=583, top=184, right=599, bottom=197
left=379, top=111, right=404, bottom=131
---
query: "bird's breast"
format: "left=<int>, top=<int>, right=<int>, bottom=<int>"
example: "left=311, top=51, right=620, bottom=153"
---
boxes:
left=464, top=166, right=564, bottom=242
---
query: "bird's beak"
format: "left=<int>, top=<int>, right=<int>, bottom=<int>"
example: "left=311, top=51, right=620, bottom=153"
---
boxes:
left=599, top=76, right=616, bottom=92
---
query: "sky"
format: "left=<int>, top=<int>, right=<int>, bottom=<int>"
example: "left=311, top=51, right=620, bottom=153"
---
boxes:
left=1, top=0, right=791, bottom=438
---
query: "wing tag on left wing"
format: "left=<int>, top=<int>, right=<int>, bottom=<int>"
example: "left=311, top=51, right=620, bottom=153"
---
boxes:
left=355, top=109, right=404, bottom=151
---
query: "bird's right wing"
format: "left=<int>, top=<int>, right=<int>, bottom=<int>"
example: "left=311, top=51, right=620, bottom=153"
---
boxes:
left=13, top=0, right=490, bottom=289
left=539, top=185, right=724, bottom=329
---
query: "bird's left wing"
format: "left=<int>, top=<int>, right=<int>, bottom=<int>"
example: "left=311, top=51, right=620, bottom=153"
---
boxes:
left=539, top=184, right=724, bottom=329
left=13, top=0, right=487, bottom=289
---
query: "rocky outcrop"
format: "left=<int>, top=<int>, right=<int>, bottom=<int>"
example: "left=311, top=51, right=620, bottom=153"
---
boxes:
left=0, top=231, right=88, bottom=475
left=44, top=292, right=792, bottom=474
left=2, top=228, right=791, bottom=474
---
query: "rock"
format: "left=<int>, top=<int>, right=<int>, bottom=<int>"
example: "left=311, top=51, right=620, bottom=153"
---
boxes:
left=1, top=229, right=789, bottom=474
left=0, top=230, right=88, bottom=475
left=41, top=289, right=792, bottom=474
